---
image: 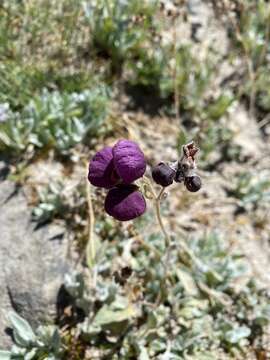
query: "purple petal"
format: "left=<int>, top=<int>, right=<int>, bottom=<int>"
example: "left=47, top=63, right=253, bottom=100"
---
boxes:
left=88, top=146, right=119, bottom=189
left=105, top=184, right=146, bottom=221
left=113, top=140, right=146, bottom=184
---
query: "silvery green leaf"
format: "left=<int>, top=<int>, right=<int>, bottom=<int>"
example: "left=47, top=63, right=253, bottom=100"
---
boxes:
left=10, top=345, right=24, bottom=354
left=9, top=344, right=25, bottom=358
left=80, top=320, right=101, bottom=337
left=8, top=312, right=36, bottom=347
left=225, top=326, right=251, bottom=344
left=138, top=346, right=150, bottom=360
left=36, top=340, right=45, bottom=347
left=185, top=352, right=216, bottom=360
left=36, top=325, right=58, bottom=347
left=51, top=328, right=61, bottom=351
left=24, top=348, right=37, bottom=360
left=64, top=272, right=84, bottom=299
left=0, top=351, right=11, bottom=360
left=176, top=269, right=198, bottom=296
left=96, top=281, right=117, bottom=303
left=158, top=347, right=175, bottom=360
left=149, top=339, right=166, bottom=356
left=92, top=297, right=137, bottom=327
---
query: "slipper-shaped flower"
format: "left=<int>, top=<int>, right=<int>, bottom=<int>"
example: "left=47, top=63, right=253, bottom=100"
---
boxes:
left=113, top=140, right=146, bottom=184
left=88, top=146, right=120, bottom=189
left=105, top=184, right=146, bottom=221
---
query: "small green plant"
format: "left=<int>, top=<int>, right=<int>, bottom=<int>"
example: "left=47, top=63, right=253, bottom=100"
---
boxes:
left=127, top=42, right=236, bottom=164
left=227, top=171, right=270, bottom=210
left=125, top=45, right=172, bottom=95
left=32, top=182, right=68, bottom=224
left=216, top=0, right=270, bottom=113
left=0, top=0, right=94, bottom=108
left=63, top=229, right=270, bottom=358
left=0, top=312, right=64, bottom=360
left=84, top=0, right=158, bottom=74
left=0, top=85, right=110, bottom=156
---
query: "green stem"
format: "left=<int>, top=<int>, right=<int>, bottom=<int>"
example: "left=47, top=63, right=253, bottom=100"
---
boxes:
left=86, top=170, right=96, bottom=269
left=155, top=187, right=171, bottom=249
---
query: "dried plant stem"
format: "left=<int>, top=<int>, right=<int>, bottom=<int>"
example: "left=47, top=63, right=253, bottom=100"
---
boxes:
left=154, top=188, right=172, bottom=306
left=85, top=167, right=96, bottom=270
left=197, top=281, right=231, bottom=307
left=173, top=16, right=180, bottom=123
left=152, top=185, right=202, bottom=270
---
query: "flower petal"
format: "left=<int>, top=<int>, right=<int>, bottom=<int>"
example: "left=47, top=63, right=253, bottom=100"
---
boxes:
left=105, top=184, right=146, bottom=221
left=88, top=146, right=119, bottom=189
left=113, top=140, right=146, bottom=184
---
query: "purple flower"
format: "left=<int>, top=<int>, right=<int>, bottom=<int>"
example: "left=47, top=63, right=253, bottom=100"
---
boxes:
left=88, top=140, right=147, bottom=221
left=113, top=139, right=146, bottom=184
left=88, top=146, right=120, bottom=189
left=105, top=184, right=146, bottom=221
left=88, top=140, right=146, bottom=188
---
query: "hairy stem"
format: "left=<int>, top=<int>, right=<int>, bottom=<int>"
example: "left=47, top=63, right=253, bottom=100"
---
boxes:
left=153, top=187, right=174, bottom=306
left=85, top=166, right=96, bottom=269
left=155, top=187, right=171, bottom=249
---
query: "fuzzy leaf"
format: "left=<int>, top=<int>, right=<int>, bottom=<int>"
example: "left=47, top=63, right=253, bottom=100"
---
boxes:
left=93, top=298, right=137, bottom=327
left=176, top=269, right=198, bottom=296
left=225, top=326, right=251, bottom=344
left=8, top=312, right=36, bottom=347
left=25, top=348, right=37, bottom=360
left=0, top=351, right=11, bottom=360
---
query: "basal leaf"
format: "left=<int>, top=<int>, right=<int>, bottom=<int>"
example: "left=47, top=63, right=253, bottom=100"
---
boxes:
left=8, top=312, right=36, bottom=347
left=0, top=351, right=11, bottom=360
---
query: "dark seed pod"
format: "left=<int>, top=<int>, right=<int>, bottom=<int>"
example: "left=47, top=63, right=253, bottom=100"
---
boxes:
left=174, top=167, right=184, bottom=183
left=184, top=175, right=202, bottom=192
left=152, top=163, right=175, bottom=187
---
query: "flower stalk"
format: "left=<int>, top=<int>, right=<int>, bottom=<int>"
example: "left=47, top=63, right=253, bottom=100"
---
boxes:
left=155, top=187, right=170, bottom=249
left=86, top=166, right=96, bottom=269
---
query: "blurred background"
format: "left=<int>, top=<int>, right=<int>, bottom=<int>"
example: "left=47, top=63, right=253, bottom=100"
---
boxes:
left=0, top=0, right=270, bottom=359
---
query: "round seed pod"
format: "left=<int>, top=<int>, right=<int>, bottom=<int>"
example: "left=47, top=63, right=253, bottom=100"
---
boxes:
left=184, top=175, right=202, bottom=192
left=105, top=184, right=146, bottom=221
left=152, top=163, right=175, bottom=187
left=113, top=139, right=146, bottom=184
left=88, top=146, right=119, bottom=189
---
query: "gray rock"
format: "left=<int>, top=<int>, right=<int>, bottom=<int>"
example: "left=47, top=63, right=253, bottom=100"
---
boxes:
left=0, top=180, right=70, bottom=349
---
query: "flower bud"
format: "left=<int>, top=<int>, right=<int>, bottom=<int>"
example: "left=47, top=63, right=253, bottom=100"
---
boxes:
left=152, top=163, right=175, bottom=187
left=184, top=175, right=202, bottom=192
